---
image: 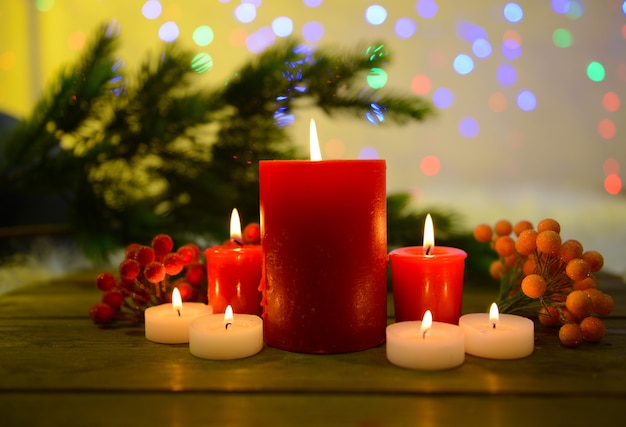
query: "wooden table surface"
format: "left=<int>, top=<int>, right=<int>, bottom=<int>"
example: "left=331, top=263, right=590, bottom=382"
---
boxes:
left=1, top=270, right=625, bottom=427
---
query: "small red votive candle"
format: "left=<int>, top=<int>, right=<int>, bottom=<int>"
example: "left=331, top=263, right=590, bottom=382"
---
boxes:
left=389, top=214, right=467, bottom=324
left=205, top=208, right=262, bottom=316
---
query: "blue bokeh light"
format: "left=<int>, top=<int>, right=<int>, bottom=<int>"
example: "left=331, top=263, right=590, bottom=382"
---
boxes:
left=456, top=21, right=487, bottom=42
left=453, top=54, right=474, bottom=75
left=358, top=147, right=379, bottom=159
left=394, top=18, right=416, bottom=39
left=497, top=63, right=517, bottom=86
left=503, top=3, right=524, bottom=23
left=459, top=117, right=479, bottom=138
left=472, top=38, right=492, bottom=58
left=551, top=0, right=570, bottom=14
left=234, top=3, right=256, bottom=23
left=416, top=0, right=438, bottom=19
left=304, top=0, right=323, bottom=7
left=302, top=21, right=323, bottom=42
left=141, top=0, right=162, bottom=20
left=517, top=90, right=537, bottom=111
left=433, top=87, right=454, bottom=108
left=502, top=40, right=522, bottom=60
left=365, top=5, right=387, bottom=25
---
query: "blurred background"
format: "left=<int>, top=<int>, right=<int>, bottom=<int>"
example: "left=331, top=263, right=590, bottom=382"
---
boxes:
left=0, top=0, right=624, bottom=277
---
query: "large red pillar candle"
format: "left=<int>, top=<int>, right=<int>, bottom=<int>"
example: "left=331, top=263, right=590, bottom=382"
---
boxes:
left=259, top=120, right=387, bottom=354
left=205, top=209, right=263, bottom=316
left=389, top=214, right=467, bottom=324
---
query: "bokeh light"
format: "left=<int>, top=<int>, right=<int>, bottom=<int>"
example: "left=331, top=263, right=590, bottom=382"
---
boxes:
left=551, top=0, right=570, bottom=14
left=433, top=87, right=454, bottom=108
left=302, top=21, right=323, bottom=42
left=36, top=0, right=54, bottom=12
left=191, top=53, right=213, bottom=73
left=428, top=50, right=447, bottom=69
left=158, top=22, right=179, bottom=42
left=229, top=28, right=248, bottom=48
left=497, top=63, right=517, bottom=86
left=394, top=18, right=416, bottom=39
left=192, top=26, right=214, bottom=46
left=325, top=138, right=345, bottom=159
left=602, top=92, right=620, bottom=112
left=623, top=0, right=626, bottom=15
left=459, top=117, right=479, bottom=138
left=453, top=54, right=474, bottom=75
left=68, top=32, right=86, bottom=51
left=456, top=21, right=487, bottom=42
left=420, top=155, right=441, bottom=176
left=142, top=0, right=162, bottom=20
left=366, top=68, right=388, bottom=89
left=365, top=5, right=387, bottom=26
left=503, top=3, right=523, bottom=23
left=597, top=118, right=616, bottom=139
left=272, top=17, right=293, bottom=37
left=516, top=89, right=537, bottom=111
left=416, top=0, right=438, bottom=19
left=234, top=3, right=256, bottom=23
left=587, top=61, right=605, bottom=82
left=411, top=74, right=432, bottom=95
left=502, top=38, right=522, bottom=60
left=567, top=0, right=583, bottom=19
left=488, top=92, right=507, bottom=112
left=246, top=27, right=276, bottom=54
left=552, top=28, right=572, bottom=48
left=603, top=157, right=620, bottom=175
left=358, top=147, right=379, bottom=159
left=472, top=38, right=492, bottom=58
left=604, top=174, right=622, bottom=195
left=304, top=0, right=323, bottom=7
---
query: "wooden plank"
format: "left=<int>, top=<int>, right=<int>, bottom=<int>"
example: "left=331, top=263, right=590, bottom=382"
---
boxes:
left=1, top=317, right=624, bottom=394
left=1, top=393, right=625, bottom=427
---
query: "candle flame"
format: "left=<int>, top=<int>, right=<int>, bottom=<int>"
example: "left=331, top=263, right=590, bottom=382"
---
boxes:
left=420, top=310, right=433, bottom=339
left=423, top=213, right=435, bottom=256
left=224, top=305, right=234, bottom=329
left=489, top=302, right=499, bottom=328
left=309, top=118, right=322, bottom=161
left=172, top=287, right=183, bottom=316
left=230, top=208, right=242, bottom=243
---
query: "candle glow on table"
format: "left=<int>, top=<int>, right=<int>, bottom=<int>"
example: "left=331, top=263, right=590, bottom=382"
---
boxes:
left=259, top=119, right=387, bottom=354
left=205, top=208, right=262, bottom=315
left=386, top=310, right=465, bottom=370
left=389, top=214, right=467, bottom=324
left=459, top=303, right=535, bottom=359
left=144, top=288, right=213, bottom=344
left=189, top=305, right=264, bottom=360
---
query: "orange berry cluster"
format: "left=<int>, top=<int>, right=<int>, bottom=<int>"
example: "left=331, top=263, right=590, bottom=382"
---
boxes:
left=473, top=218, right=613, bottom=348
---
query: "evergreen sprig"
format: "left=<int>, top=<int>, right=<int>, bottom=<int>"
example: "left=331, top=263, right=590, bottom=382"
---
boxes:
left=1, top=23, right=435, bottom=260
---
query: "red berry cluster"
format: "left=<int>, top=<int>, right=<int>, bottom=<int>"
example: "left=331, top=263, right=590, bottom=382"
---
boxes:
left=89, top=233, right=207, bottom=325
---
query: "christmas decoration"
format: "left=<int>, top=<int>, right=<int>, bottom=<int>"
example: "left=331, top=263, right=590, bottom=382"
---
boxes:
left=0, top=22, right=434, bottom=261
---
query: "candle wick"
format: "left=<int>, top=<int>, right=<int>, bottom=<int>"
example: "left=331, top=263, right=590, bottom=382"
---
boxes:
left=233, top=239, right=243, bottom=247
left=492, top=322, right=496, bottom=329
left=177, top=309, right=181, bottom=317
left=422, top=331, right=427, bottom=340
left=225, top=322, right=232, bottom=330
left=425, top=245, right=432, bottom=256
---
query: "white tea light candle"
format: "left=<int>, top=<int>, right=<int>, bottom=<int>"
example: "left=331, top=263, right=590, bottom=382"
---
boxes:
left=145, top=288, right=213, bottom=344
left=386, top=310, right=465, bottom=370
left=189, top=305, right=263, bottom=360
left=459, top=303, right=535, bottom=359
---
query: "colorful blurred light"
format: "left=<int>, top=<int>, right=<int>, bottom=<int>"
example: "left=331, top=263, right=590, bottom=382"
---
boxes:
left=191, top=53, right=213, bottom=73
left=416, top=0, right=438, bottom=19
left=472, top=38, right=492, bottom=58
left=551, top=0, right=570, bottom=14
left=602, top=92, right=620, bottom=112
left=433, top=87, right=454, bottom=108
left=604, top=174, right=622, bottom=195
left=497, top=63, right=517, bottom=86
left=358, top=147, right=379, bottom=159
left=488, top=92, right=507, bottom=112
left=516, top=89, right=537, bottom=111
left=552, top=28, right=572, bottom=48
left=158, top=22, right=179, bottom=42
left=366, top=68, right=388, bottom=89
left=411, top=74, right=432, bottom=95
left=567, top=0, right=583, bottom=19
left=142, top=0, right=162, bottom=20
left=394, top=18, right=416, bottom=39
left=272, top=17, right=293, bottom=37
left=365, top=5, right=387, bottom=26
left=603, top=157, right=620, bottom=175
left=302, top=21, right=323, bottom=42
left=304, top=0, right=323, bottom=7
left=587, top=61, right=605, bottom=82
left=598, top=119, right=616, bottom=139
left=234, top=3, right=256, bottom=23
left=420, top=155, right=441, bottom=176
left=503, top=3, right=523, bottom=23
left=459, top=117, right=479, bottom=138
left=193, top=26, right=214, bottom=46
left=453, top=54, right=474, bottom=75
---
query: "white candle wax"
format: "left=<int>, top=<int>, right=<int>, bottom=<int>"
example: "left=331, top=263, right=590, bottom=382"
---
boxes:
left=145, top=302, right=213, bottom=344
left=189, top=308, right=263, bottom=360
left=386, top=317, right=465, bottom=370
left=459, top=308, right=535, bottom=359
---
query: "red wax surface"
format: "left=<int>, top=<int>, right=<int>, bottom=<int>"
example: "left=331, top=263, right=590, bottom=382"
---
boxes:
left=389, top=246, right=467, bottom=324
left=259, top=159, right=387, bottom=354
left=205, top=245, right=262, bottom=316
